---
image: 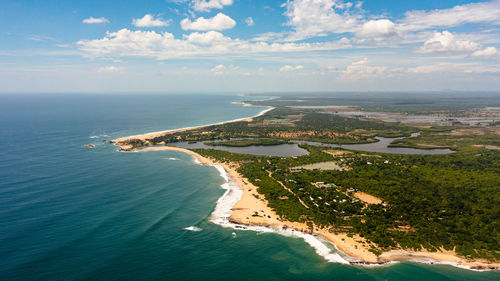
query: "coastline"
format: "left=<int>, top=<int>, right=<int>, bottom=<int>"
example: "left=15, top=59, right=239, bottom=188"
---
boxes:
left=115, top=144, right=499, bottom=271
left=110, top=101, right=498, bottom=271
left=113, top=103, right=274, bottom=144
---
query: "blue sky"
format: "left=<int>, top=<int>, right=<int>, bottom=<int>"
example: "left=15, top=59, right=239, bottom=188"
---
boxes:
left=1, top=0, right=499, bottom=93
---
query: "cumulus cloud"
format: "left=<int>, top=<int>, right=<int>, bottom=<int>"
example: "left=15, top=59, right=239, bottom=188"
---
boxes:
left=77, top=29, right=350, bottom=60
left=400, top=0, right=500, bottom=31
left=245, top=17, right=255, bottom=26
left=280, top=65, right=304, bottom=72
left=360, top=19, right=396, bottom=36
left=211, top=64, right=225, bottom=75
left=283, top=0, right=362, bottom=41
left=83, top=17, right=109, bottom=24
left=192, top=0, right=233, bottom=12
left=417, top=31, right=481, bottom=53
left=280, top=0, right=500, bottom=43
left=281, top=0, right=500, bottom=41
left=342, top=58, right=386, bottom=79
left=472, top=46, right=500, bottom=59
left=181, top=13, right=236, bottom=31
left=132, top=14, right=170, bottom=27
left=185, top=30, right=230, bottom=44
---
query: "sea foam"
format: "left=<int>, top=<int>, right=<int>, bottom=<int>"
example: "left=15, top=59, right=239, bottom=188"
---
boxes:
left=208, top=164, right=351, bottom=265
left=406, top=258, right=486, bottom=272
left=184, top=226, right=202, bottom=232
left=192, top=157, right=202, bottom=165
left=206, top=162, right=486, bottom=270
left=90, top=134, right=111, bottom=139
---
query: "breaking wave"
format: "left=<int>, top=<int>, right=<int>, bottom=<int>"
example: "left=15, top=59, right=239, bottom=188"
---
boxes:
left=184, top=226, right=202, bottom=232
left=208, top=164, right=351, bottom=265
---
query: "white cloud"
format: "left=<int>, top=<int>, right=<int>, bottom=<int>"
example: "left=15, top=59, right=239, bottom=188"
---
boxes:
left=407, top=62, right=500, bottom=74
left=283, top=0, right=362, bottom=41
left=360, top=19, right=396, bottom=36
left=318, top=65, right=338, bottom=74
left=251, top=32, right=286, bottom=42
left=400, top=0, right=500, bottom=31
left=181, top=13, right=236, bottom=31
left=245, top=17, right=255, bottom=26
left=280, top=65, right=304, bottom=72
left=77, top=29, right=350, bottom=60
left=342, top=59, right=386, bottom=79
left=132, top=14, right=170, bottom=27
left=407, top=63, right=450, bottom=74
left=97, top=66, right=123, bottom=73
left=352, top=58, right=369, bottom=65
left=281, top=0, right=500, bottom=42
left=211, top=64, right=225, bottom=75
left=210, top=64, right=238, bottom=75
left=192, top=0, right=233, bottom=12
left=185, top=30, right=230, bottom=44
left=27, top=35, right=57, bottom=42
left=83, top=17, right=109, bottom=24
left=417, top=31, right=481, bottom=53
left=472, top=46, right=500, bottom=59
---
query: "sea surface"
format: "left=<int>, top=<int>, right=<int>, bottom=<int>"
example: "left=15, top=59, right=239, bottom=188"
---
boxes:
left=0, top=94, right=498, bottom=281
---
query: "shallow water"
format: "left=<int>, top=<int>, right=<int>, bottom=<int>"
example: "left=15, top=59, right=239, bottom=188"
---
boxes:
left=296, top=137, right=454, bottom=155
left=173, top=135, right=453, bottom=156
left=173, top=141, right=309, bottom=157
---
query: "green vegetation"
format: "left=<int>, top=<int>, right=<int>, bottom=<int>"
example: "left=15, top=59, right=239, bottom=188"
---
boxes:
left=389, top=128, right=500, bottom=152
left=139, top=106, right=419, bottom=146
left=250, top=92, right=500, bottom=114
left=197, top=146, right=500, bottom=261
left=119, top=93, right=500, bottom=261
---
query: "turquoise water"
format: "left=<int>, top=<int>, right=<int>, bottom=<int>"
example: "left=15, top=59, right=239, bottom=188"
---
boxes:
left=0, top=94, right=498, bottom=280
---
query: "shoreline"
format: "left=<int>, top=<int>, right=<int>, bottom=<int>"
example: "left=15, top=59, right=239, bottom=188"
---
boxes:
left=115, top=144, right=499, bottom=271
left=113, top=103, right=274, bottom=144
left=111, top=100, right=498, bottom=271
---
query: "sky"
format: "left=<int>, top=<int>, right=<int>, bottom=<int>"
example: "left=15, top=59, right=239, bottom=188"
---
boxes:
left=1, top=0, right=500, bottom=93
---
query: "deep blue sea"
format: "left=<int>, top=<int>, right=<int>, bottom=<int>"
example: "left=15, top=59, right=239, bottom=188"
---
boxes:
left=0, top=94, right=498, bottom=281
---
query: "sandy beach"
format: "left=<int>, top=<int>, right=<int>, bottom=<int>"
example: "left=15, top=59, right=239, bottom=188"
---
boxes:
left=113, top=105, right=274, bottom=144
left=116, top=143, right=499, bottom=271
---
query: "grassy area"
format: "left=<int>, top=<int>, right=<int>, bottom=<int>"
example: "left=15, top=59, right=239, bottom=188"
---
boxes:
left=389, top=128, right=500, bottom=152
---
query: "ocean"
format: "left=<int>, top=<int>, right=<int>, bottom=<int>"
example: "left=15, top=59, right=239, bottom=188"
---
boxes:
left=0, top=93, right=498, bottom=281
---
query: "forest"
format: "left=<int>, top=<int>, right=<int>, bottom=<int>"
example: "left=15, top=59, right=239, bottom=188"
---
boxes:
left=196, top=146, right=500, bottom=261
